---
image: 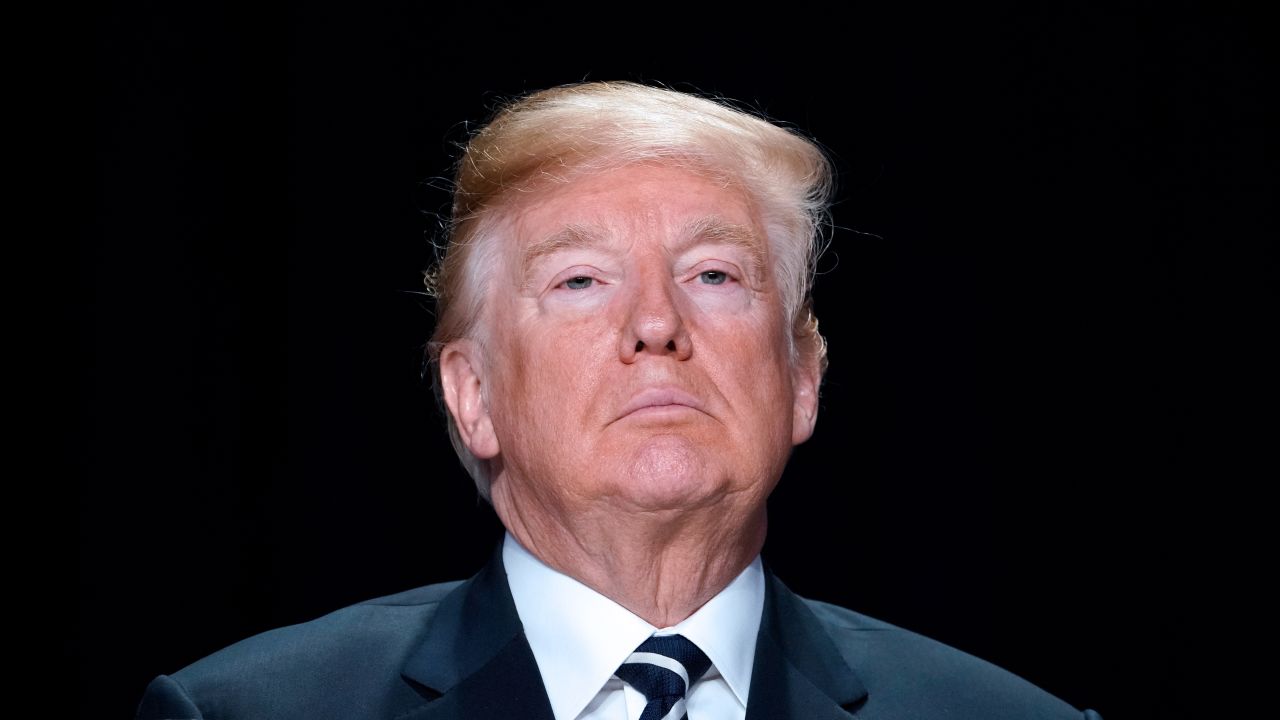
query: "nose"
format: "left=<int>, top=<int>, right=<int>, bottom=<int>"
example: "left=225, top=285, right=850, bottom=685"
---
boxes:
left=619, top=274, right=693, bottom=363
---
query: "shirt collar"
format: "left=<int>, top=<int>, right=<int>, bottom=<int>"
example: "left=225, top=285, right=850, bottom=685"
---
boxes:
left=502, top=532, right=764, bottom=720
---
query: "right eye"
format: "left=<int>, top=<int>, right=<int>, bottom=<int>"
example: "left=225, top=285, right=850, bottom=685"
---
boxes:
left=562, top=276, right=594, bottom=290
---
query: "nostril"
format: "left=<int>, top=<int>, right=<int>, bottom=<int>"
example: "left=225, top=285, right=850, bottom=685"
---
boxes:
left=635, top=341, right=645, bottom=352
left=665, top=340, right=676, bottom=352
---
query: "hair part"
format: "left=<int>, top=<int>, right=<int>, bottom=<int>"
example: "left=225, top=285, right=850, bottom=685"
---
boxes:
left=424, top=81, right=834, bottom=501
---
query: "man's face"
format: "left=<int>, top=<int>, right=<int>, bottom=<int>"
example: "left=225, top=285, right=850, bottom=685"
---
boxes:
left=443, top=162, right=820, bottom=518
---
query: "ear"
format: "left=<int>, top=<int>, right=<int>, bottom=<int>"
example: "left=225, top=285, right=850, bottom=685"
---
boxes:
left=790, top=344, right=822, bottom=446
left=439, top=339, right=501, bottom=460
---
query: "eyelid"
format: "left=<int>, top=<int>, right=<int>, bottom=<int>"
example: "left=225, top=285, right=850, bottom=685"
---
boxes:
left=684, top=260, right=742, bottom=283
left=560, top=275, right=588, bottom=284
left=548, top=266, right=607, bottom=291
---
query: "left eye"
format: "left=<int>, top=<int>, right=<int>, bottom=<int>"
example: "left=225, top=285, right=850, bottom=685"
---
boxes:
left=699, top=270, right=728, bottom=285
left=563, top=276, right=594, bottom=290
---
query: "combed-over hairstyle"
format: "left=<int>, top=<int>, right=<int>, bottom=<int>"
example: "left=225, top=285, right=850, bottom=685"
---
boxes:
left=425, top=81, right=834, bottom=501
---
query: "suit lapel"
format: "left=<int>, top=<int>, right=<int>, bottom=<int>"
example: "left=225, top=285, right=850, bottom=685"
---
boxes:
left=745, top=566, right=869, bottom=720
left=395, top=545, right=555, bottom=720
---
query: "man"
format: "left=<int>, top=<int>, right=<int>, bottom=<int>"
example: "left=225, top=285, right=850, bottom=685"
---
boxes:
left=137, top=82, right=1101, bottom=719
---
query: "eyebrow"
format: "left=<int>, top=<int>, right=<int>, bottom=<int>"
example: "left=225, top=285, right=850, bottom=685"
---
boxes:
left=677, top=216, right=768, bottom=281
left=520, top=224, right=608, bottom=285
left=518, top=216, right=769, bottom=287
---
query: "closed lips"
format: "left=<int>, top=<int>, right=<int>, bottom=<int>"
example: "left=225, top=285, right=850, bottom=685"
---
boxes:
left=615, top=388, right=704, bottom=421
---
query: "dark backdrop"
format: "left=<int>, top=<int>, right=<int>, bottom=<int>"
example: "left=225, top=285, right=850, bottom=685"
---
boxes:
left=81, top=3, right=1271, bottom=719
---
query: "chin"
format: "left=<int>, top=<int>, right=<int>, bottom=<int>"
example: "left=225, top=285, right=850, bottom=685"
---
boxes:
left=612, top=435, right=725, bottom=510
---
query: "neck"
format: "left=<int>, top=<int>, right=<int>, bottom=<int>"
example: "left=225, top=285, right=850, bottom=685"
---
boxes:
left=493, top=485, right=767, bottom=628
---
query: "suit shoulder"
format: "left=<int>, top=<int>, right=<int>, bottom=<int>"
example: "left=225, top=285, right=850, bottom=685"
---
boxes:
left=801, top=598, right=1089, bottom=720
left=353, top=578, right=465, bottom=607
left=177, top=578, right=464, bottom=673
left=801, top=598, right=899, bottom=632
left=142, top=579, right=464, bottom=720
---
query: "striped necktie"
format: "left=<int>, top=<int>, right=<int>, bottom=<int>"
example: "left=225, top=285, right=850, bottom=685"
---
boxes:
left=614, top=634, right=712, bottom=720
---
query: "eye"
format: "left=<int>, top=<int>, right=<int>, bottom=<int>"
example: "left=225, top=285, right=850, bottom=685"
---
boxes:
left=562, top=276, right=594, bottom=290
left=698, top=270, right=729, bottom=285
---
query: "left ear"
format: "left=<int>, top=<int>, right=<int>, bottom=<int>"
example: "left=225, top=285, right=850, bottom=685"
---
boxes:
left=790, top=345, right=822, bottom=446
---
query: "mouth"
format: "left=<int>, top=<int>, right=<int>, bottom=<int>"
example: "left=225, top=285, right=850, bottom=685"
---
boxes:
left=614, top=387, right=705, bottom=423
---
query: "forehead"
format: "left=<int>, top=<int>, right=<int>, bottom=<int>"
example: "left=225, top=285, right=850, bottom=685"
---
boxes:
left=506, top=162, right=764, bottom=250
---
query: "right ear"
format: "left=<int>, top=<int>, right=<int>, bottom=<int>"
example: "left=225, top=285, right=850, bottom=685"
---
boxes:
left=438, top=339, right=501, bottom=460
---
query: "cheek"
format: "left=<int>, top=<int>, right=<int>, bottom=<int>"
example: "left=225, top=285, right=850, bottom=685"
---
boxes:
left=500, top=318, right=612, bottom=422
left=694, top=301, right=789, bottom=366
left=702, top=316, right=795, bottom=424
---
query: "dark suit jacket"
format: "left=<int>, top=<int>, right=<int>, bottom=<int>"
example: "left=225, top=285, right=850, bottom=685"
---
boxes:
left=137, top=545, right=1100, bottom=719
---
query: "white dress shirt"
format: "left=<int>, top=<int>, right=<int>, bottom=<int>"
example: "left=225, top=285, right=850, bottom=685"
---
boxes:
left=503, top=532, right=764, bottom=720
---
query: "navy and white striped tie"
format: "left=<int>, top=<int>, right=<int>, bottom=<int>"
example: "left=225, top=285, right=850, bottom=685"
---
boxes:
left=614, top=634, right=712, bottom=720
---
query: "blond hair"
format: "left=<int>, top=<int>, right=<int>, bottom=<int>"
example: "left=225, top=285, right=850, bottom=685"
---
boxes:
left=425, top=81, right=834, bottom=500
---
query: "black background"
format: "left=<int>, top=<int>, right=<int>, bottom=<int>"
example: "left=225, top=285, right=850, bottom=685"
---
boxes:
left=80, top=3, right=1271, bottom=719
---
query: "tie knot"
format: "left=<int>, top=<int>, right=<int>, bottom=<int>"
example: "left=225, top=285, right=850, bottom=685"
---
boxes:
left=615, top=634, right=712, bottom=717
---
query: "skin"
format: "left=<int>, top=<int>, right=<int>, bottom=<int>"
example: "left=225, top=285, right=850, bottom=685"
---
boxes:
left=439, top=162, right=821, bottom=627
